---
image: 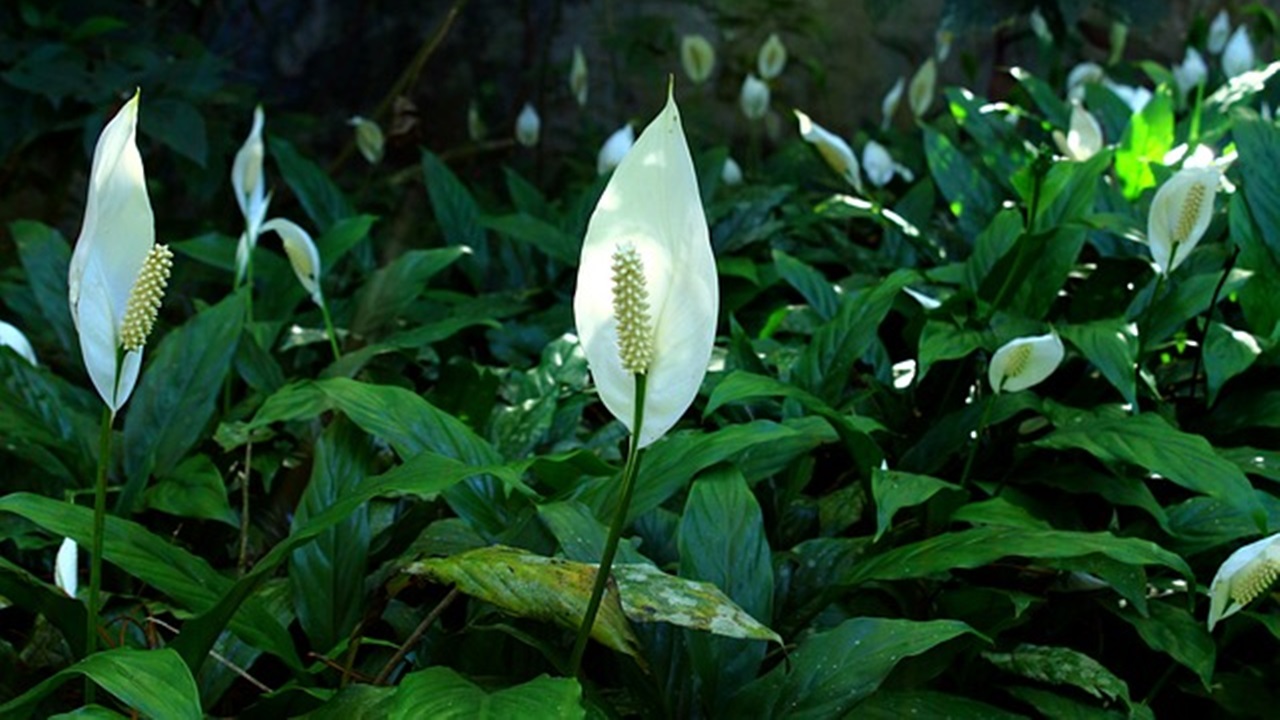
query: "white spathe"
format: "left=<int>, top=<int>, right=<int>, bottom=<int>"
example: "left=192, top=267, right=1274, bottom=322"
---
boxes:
left=757, top=33, right=787, bottom=80
left=739, top=74, right=770, bottom=120
left=1207, top=532, right=1280, bottom=630
left=909, top=58, right=937, bottom=117
left=681, top=35, right=715, bottom=84
left=0, top=320, right=37, bottom=365
left=55, top=537, right=78, bottom=599
left=988, top=333, right=1064, bottom=393
left=881, top=77, right=905, bottom=129
left=1173, top=47, right=1208, bottom=100
left=570, top=45, right=589, bottom=106
left=862, top=140, right=895, bottom=188
left=795, top=109, right=863, bottom=193
left=721, top=156, right=743, bottom=186
left=515, top=103, right=541, bottom=147
left=67, top=91, right=156, bottom=413
left=1207, top=10, right=1230, bottom=54
left=1223, top=26, right=1257, bottom=79
left=574, top=89, right=718, bottom=449
left=1147, top=166, right=1219, bottom=275
left=260, top=218, right=324, bottom=306
left=232, top=105, right=271, bottom=257
left=597, top=123, right=635, bottom=175
left=1052, top=102, right=1104, bottom=161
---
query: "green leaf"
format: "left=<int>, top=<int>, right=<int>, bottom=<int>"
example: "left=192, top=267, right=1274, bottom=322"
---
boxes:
left=0, top=648, right=200, bottom=720
left=773, top=249, right=838, bottom=321
left=728, top=617, right=979, bottom=720
left=1108, top=600, right=1215, bottom=689
left=917, top=320, right=985, bottom=382
left=1114, top=90, right=1174, bottom=200
left=270, top=137, right=354, bottom=231
left=120, top=291, right=246, bottom=513
left=537, top=500, right=648, bottom=564
left=1058, top=319, right=1139, bottom=406
left=422, top=150, right=488, bottom=288
left=141, top=99, right=207, bottom=167
left=611, top=563, right=780, bottom=642
left=1228, top=190, right=1280, bottom=339
left=873, top=468, right=964, bottom=541
left=980, top=226, right=1087, bottom=320
left=1035, top=412, right=1264, bottom=527
left=1013, top=68, right=1068, bottom=129
left=143, top=454, right=237, bottom=526
left=1204, top=322, right=1262, bottom=405
left=0, top=555, right=86, bottom=659
left=853, top=690, right=1028, bottom=719
left=384, top=666, right=583, bottom=719
left=984, top=644, right=1132, bottom=707
left=964, top=208, right=1024, bottom=293
left=290, top=419, right=373, bottom=653
left=316, top=215, right=377, bottom=269
left=349, top=247, right=468, bottom=338
left=679, top=466, right=774, bottom=707
left=480, top=213, right=578, bottom=266
left=1232, top=110, right=1280, bottom=264
left=839, top=527, right=1192, bottom=587
left=1028, top=150, right=1112, bottom=230
left=923, top=127, right=999, bottom=237
left=9, top=220, right=78, bottom=359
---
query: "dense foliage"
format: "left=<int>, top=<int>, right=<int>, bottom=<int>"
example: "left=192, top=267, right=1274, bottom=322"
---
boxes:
left=3, top=1, right=1280, bottom=717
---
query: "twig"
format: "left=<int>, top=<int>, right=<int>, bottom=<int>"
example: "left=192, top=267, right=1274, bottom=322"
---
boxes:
left=373, top=587, right=461, bottom=685
left=148, top=617, right=273, bottom=694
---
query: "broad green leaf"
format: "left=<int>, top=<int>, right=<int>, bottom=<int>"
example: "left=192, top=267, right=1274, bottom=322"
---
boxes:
left=1114, top=90, right=1174, bottom=199
left=1059, top=319, right=1138, bottom=406
left=290, top=419, right=373, bottom=654
left=0, top=556, right=86, bottom=659
left=773, top=249, right=838, bottom=321
left=316, top=214, right=377, bottom=269
left=840, top=527, right=1192, bottom=587
left=852, top=690, right=1028, bottom=719
left=0, top=352, right=98, bottom=484
left=0, top=648, right=199, bottom=720
left=480, top=213, right=578, bottom=266
left=503, top=165, right=550, bottom=218
left=917, top=320, right=985, bottom=381
left=406, top=545, right=641, bottom=661
left=1228, top=189, right=1280, bottom=339
left=422, top=150, right=488, bottom=289
left=1036, top=412, right=1264, bottom=526
left=611, top=563, right=780, bottom=643
left=143, top=98, right=207, bottom=166
left=923, top=127, right=999, bottom=237
left=1108, top=599, right=1215, bottom=689
left=872, top=468, right=963, bottom=541
left=387, top=666, right=582, bottom=719
left=728, top=617, right=979, bottom=720
left=1137, top=268, right=1251, bottom=347
left=349, top=247, right=468, bottom=338
left=980, top=226, right=1087, bottom=320
left=1233, top=110, right=1280, bottom=264
left=984, top=644, right=1132, bottom=707
left=1204, top=322, right=1262, bottom=404
left=679, top=467, right=773, bottom=707
left=1030, top=151, right=1111, bottom=230
left=1012, top=67, right=1068, bottom=129
left=537, top=501, right=647, bottom=564
left=9, top=220, right=78, bottom=358
left=1002, top=685, right=1127, bottom=720
left=0, top=493, right=301, bottom=669
left=964, top=208, right=1024, bottom=293
left=271, top=137, right=354, bottom=231
left=143, top=454, right=237, bottom=526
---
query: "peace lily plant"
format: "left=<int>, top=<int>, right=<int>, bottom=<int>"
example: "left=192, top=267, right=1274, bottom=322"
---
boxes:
left=67, top=90, right=174, bottom=674
left=1207, top=532, right=1280, bottom=631
left=569, top=82, right=718, bottom=675
left=1148, top=165, right=1219, bottom=276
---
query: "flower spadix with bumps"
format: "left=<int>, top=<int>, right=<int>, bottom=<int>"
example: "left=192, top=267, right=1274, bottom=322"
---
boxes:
left=1207, top=532, right=1280, bottom=630
left=574, top=85, right=718, bottom=448
left=1148, top=166, right=1219, bottom=275
left=68, top=91, right=173, bottom=412
left=988, top=333, right=1064, bottom=394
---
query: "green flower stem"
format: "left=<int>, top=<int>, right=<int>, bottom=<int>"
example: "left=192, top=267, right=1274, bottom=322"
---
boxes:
left=319, top=298, right=342, bottom=360
left=568, top=373, right=648, bottom=677
left=959, top=393, right=995, bottom=486
left=85, top=404, right=114, bottom=701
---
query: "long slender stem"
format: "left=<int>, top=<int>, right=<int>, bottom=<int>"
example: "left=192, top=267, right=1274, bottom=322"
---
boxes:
left=237, top=440, right=253, bottom=574
left=373, top=587, right=461, bottom=685
left=959, top=394, right=994, bottom=486
left=1189, top=246, right=1240, bottom=401
left=319, top=299, right=342, bottom=360
left=569, top=374, right=648, bottom=676
left=85, top=406, right=114, bottom=702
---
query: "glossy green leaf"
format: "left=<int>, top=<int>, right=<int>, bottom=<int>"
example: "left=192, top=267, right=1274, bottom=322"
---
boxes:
left=852, top=690, right=1028, bottom=719
left=1108, top=599, right=1215, bottom=689
left=964, top=208, right=1024, bottom=293
left=1204, top=322, right=1262, bottom=404
left=773, top=249, right=838, bottom=321
left=271, top=136, right=354, bottom=231
left=917, top=320, right=985, bottom=381
left=143, top=98, right=207, bottom=166
left=1228, top=190, right=1280, bottom=339
left=0, top=555, right=86, bottom=659
left=872, top=468, right=963, bottom=541
left=728, top=617, right=979, bottom=719
left=9, top=220, right=78, bottom=359
left=480, top=213, right=578, bottom=265
left=422, top=150, right=488, bottom=288
left=143, top=454, right=237, bottom=525
left=1059, top=319, right=1138, bottom=406
left=349, top=247, right=468, bottom=338
left=387, top=666, right=582, bottom=719
left=984, top=644, right=1132, bottom=708
left=923, top=127, right=998, bottom=237
left=1114, top=90, right=1173, bottom=199
left=0, top=648, right=200, bottom=720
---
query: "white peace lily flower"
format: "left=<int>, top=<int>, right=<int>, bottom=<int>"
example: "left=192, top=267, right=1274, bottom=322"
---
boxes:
left=1051, top=102, right=1104, bottom=161
left=988, top=333, right=1064, bottom=393
left=1029, top=9, right=1051, bottom=43
left=757, top=33, right=787, bottom=80
left=1223, top=26, right=1256, bottom=79
left=0, top=321, right=37, bottom=365
left=739, top=74, right=770, bottom=121
left=68, top=91, right=174, bottom=413
left=570, top=45, right=589, bottom=106
left=55, top=537, right=78, bottom=599
left=574, top=88, right=718, bottom=449
left=597, top=123, right=634, bottom=175
left=721, top=156, right=743, bottom=185
left=881, top=77, right=905, bottom=129
left=232, top=105, right=271, bottom=250
left=795, top=109, right=863, bottom=193
left=260, top=218, right=324, bottom=306
left=908, top=58, right=937, bottom=117
left=935, top=29, right=954, bottom=62
left=1173, top=47, right=1208, bottom=101
left=1207, top=10, right=1231, bottom=54
left=515, top=103, right=540, bottom=147
left=348, top=115, right=385, bottom=165
left=1066, top=62, right=1106, bottom=102
left=680, top=34, right=715, bottom=84
left=1207, top=532, right=1280, bottom=631
left=1148, top=166, right=1219, bottom=275
left=862, top=140, right=895, bottom=188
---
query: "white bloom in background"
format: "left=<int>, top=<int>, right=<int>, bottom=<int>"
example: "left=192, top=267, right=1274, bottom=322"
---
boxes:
left=574, top=88, right=718, bottom=448
left=1029, top=8, right=1052, bottom=43
left=1103, top=80, right=1152, bottom=114
left=680, top=34, right=716, bottom=84
left=721, top=156, right=743, bottom=185
left=597, top=123, right=634, bottom=175
left=1066, top=62, right=1106, bottom=101
left=909, top=58, right=937, bottom=117
left=570, top=45, right=589, bottom=106
left=55, top=538, right=78, bottom=599
left=1207, top=532, right=1280, bottom=630
left=1173, top=47, right=1208, bottom=101
left=348, top=115, right=385, bottom=165
left=739, top=74, right=770, bottom=120
left=862, top=140, right=895, bottom=188
left=260, top=218, right=324, bottom=306
left=881, top=77, right=905, bottom=129
left=988, top=333, right=1065, bottom=393
left=935, top=29, right=954, bottom=62
left=468, top=100, right=487, bottom=142
left=1223, top=26, right=1256, bottom=78
left=68, top=91, right=173, bottom=413
left=795, top=109, right=863, bottom=193
left=1148, top=166, right=1219, bottom=275
left=757, top=33, right=787, bottom=80
left=0, top=321, right=37, bottom=365
left=515, top=103, right=540, bottom=147
left=1051, top=102, right=1104, bottom=161
left=1207, top=10, right=1231, bottom=54
left=232, top=104, right=271, bottom=250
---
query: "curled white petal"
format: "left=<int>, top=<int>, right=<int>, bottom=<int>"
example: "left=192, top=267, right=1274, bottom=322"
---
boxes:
left=1147, top=167, right=1219, bottom=275
left=881, top=77, right=905, bottom=129
left=261, top=218, right=324, bottom=306
left=574, top=88, right=718, bottom=448
left=757, top=33, right=787, bottom=80
left=515, top=103, right=541, bottom=147
left=796, top=109, right=863, bottom=193
left=55, top=538, right=78, bottom=599
left=597, top=123, right=635, bottom=175
left=0, top=321, right=37, bottom=365
left=1208, top=532, right=1280, bottom=630
left=1066, top=62, right=1106, bottom=102
left=988, top=332, right=1064, bottom=393
left=862, top=140, right=895, bottom=188
left=739, top=74, right=770, bottom=121
left=1053, top=102, right=1104, bottom=161
left=232, top=105, right=269, bottom=243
